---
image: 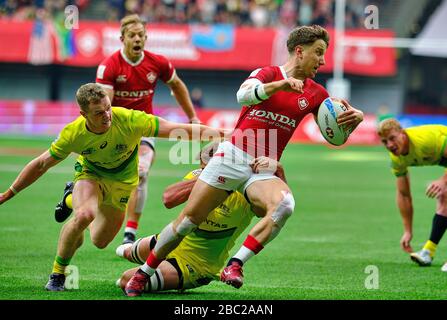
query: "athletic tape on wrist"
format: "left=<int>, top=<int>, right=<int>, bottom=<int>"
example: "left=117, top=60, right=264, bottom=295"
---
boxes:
left=254, top=84, right=269, bottom=101
left=9, top=186, right=18, bottom=195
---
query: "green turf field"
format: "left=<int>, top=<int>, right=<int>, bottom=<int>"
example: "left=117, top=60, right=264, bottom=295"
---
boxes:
left=1, top=135, right=446, bottom=300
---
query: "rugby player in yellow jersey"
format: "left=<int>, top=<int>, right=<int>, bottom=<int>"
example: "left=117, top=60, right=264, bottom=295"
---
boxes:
left=378, top=118, right=447, bottom=272
left=0, top=83, right=225, bottom=291
left=115, top=144, right=287, bottom=292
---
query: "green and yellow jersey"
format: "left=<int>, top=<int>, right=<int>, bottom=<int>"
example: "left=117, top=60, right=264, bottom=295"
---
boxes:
left=389, top=125, right=447, bottom=177
left=169, top=169, right=255, bottom=281
left=49, top=107, right=159, bottom=184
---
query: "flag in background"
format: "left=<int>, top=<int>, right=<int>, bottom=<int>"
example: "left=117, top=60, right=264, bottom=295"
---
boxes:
left=191, top=24, right=235, bottom=51
left=27, top=9, right=54, bottom=65
left=52, top=11, right=76, bottom=61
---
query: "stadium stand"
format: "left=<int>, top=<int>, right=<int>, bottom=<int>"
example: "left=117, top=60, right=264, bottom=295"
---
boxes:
left=1, top=0, right=368, bottom=28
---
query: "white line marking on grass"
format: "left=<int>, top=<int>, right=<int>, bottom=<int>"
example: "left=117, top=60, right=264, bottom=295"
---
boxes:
left=0, top=227, right=31, bottom=232
left=323, top=152, right=387, bottom=162
left=0, top=164, right=313, bottom=183
left=0, top=164, right=195, bottom=178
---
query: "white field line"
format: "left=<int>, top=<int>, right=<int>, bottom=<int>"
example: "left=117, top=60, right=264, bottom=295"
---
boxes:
left=0, top=164, right=192, bottom=177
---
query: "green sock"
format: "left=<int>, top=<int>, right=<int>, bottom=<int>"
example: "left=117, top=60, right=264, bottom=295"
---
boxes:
left=52, top=256, right=71, bottom=275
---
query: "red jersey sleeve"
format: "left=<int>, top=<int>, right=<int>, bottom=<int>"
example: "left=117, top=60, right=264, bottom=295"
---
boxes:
left=246, top=66, right=276, bottom=84
left=96, top=56, right=117, bottom=88
left=310, top=81, right=330, bottom=115
left=313, top=82, right=330, bottom=106
left=152, top=54, right=175, bottom=83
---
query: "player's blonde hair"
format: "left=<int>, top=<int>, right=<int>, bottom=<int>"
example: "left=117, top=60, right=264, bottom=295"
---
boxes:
left=120, top=14, right=146, bottom=36
left=76, top=83, right=107, bottom=112
left=287, top=25, right=330, bottom=53
left=377, top=118, right=402, bottom=136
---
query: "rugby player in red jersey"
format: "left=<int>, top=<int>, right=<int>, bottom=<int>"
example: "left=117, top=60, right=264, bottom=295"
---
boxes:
left=55, top=14, right=200, bottom=246
left=125, top=25, right=364, bottom=296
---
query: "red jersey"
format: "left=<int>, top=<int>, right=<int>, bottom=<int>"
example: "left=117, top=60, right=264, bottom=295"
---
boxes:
left=96, top=49, right=175, bottom=114
left=231, top=66, right=329, bottom=159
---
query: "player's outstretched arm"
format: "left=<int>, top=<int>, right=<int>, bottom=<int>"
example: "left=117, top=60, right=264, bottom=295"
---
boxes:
left=396, top=175, right=414, bottom=253
left=156, top=116, right=227, bottom=141
left=0, top=150, right=61, bottom=205
left=167, top=75, right=200, bottom=124
left=162, top=177, right=199, bottom=209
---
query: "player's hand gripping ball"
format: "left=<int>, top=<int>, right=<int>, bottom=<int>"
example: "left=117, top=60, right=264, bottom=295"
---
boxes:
left=317, top=97, right=351, bottom=146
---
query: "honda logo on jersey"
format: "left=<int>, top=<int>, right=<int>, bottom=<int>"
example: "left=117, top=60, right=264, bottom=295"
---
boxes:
left=248, top=109, right=297, bottom=128
left=147, top=72, right=157, bottom=83
left=298, top=97, right=309, bottom=110
left=115, top=90, right=152, bottom=97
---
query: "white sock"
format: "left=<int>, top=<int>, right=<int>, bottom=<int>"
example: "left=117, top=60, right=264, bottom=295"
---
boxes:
left=125, top=227, right=137, bottom=235
left=233, top=246, right=255, bottom=264
left=140, top=263, right=156, bottom=276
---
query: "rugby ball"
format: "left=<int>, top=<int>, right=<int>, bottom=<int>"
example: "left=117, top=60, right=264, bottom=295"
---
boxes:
left=317, top=97, right=350, bottom=146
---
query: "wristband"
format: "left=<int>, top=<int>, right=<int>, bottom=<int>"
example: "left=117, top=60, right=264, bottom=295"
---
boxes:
left=254, top=84, right=269, bottom=101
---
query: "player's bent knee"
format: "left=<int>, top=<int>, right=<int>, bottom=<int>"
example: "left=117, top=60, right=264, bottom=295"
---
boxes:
left=73, top=209, right=95, bottom=227
left=271, top=192, right=295, bottom=228
left=437, top=202, right=447, bottom=215
left=91, top=237, right=111, bottom=249
left=437, top=191, right=447, bottom=211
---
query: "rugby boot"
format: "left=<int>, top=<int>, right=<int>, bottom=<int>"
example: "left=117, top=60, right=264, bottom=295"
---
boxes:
left=125, top=269, right=149, bottom=297
left=410, top=249, right=433, bottom=266
left=45, top=273, right=66, bottom=291
left=220, top=262, right=244, bottom=289
left=54, top=182, right=74, bottom=223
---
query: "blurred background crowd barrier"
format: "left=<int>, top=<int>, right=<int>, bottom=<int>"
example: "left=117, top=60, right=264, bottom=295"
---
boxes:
left=0, top=0, right=446, bottom=144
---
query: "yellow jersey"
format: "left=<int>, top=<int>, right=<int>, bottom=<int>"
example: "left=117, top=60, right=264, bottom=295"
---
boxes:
left=171, top=169, right=255, bottom=276
left=49, top=107, right=159, bottom=183
left=389, top=125, right=447, bottom=176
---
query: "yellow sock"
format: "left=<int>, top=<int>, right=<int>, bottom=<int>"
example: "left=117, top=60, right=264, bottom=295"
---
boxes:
left=65, top=194, right=73, bottom=209
left=52, top=256, right=71, bottom=274
left=423, top=240, right=437, bottom=257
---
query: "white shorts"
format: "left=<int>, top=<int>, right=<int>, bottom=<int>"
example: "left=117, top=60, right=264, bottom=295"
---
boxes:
left=199, top=141, right=278, bottom=194
left=141, top=137, right=155, bottom=150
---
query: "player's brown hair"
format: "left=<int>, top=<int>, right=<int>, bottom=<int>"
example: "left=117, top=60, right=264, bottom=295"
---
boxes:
left=377, top=118, right=403, bottom=137
left=76, top=83, right=107, bottom=112
left=286, top=25, right=330, bottom=53
left=120, top=14, right=146, bottom=36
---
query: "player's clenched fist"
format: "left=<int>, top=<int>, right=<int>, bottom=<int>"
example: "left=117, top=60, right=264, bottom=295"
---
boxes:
left=282, top=77, right=304, bottom=93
